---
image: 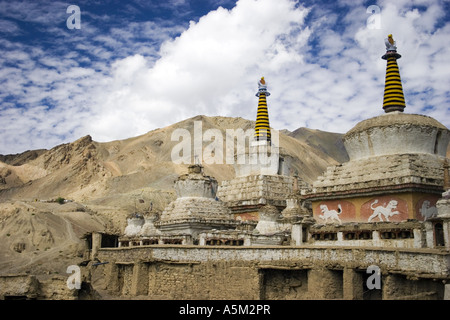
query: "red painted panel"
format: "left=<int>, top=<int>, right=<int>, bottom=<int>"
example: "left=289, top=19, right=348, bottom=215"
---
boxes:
left=361, top=196, right=409, bottom=222
left=314, top=200, right=356, bottom=224
left=235, top=212, right=259, bottom=221
left=415, top=196, right=439, bottom=221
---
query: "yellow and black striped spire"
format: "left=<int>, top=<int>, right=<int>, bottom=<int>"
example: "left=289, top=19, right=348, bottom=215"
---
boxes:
left=254, top=77, right=271, bottom=143
left=381, top=34, right=406, bottom=113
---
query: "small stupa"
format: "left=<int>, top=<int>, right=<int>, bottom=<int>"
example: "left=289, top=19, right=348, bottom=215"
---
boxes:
left=159, top=164, right=237, bottom=237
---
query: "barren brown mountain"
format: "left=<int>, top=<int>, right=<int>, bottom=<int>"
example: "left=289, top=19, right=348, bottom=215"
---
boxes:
left=0, top=115, right=347, bottom=277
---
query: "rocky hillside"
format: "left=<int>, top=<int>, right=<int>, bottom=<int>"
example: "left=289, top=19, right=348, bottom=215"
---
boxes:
left=0, top=115, right=346, bottom=207
left=287, top=127, right=349, bottom=164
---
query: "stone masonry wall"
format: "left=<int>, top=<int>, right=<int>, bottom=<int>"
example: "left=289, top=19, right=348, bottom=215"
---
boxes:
left=312, top=153, right=445, bottom=194
left=93, top=246, right=450, bottom=300
left=100, top=260, right=261, bottom=299
left=217, top=174, right=293, bottom=208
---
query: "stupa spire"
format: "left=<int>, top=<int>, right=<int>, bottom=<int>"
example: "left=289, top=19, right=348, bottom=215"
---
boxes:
left=381, top=34, right=406, bottom=113
left=254, top=77, right=271, bottom=143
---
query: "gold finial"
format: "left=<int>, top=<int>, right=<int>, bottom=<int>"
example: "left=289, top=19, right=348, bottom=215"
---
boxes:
left=384, top=34, right=397, bottom=52
left=387, top=34, right=394, bottom=45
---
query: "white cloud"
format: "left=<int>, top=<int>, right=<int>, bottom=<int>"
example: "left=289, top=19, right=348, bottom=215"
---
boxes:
left=0, top=0, right=449, bottom=154
left=0, top=19, right=21, bottom=34
left=81, top=0, right=309, bottom=142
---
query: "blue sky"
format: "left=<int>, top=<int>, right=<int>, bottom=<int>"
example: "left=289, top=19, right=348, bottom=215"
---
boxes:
left=0, top=0, right=449, bottom=154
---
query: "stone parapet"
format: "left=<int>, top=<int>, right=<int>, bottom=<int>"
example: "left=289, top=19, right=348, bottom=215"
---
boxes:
left=310, top=153, right=446, bottom=197
left=97, top=245, right=450, bottom=279
left=309, top=220, right=424, bottom=248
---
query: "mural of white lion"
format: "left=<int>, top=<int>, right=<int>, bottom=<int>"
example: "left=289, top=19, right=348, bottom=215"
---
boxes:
left=367, top=199, right=399, bottom=222
left=419, top=200, right=437, bottom=220
left=319, top=204, right=342, bottom=224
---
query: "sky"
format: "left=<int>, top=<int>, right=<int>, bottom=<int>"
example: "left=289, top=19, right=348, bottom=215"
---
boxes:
left=0, top=0, right=449, bottom=154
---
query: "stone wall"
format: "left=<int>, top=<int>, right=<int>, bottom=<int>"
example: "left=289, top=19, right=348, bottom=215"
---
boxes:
left=382, top=273, right=445, bottom=300
left=0, top=274, right=88, bottom=300
left=311, top=153, right=445, bottom=196
left=217, top=174, right=293, bottom=211
left=92, top=245, right=450, bottom=300
left=260, top=268, right=309, bottom=299
left=0, top=274, right=39, bottom=299
left=100, top=260, right=261, bottom=299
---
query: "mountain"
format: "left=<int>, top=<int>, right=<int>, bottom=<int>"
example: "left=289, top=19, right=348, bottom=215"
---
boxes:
left=0, top=115, right=346, bottom=205
left=0, top=115, right=347, bottom=276
left=286, top=127, right=349, bottom=164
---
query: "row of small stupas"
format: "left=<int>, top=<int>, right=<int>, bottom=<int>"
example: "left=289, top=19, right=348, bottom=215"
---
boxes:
left=121, top=35, right=450, bottom=249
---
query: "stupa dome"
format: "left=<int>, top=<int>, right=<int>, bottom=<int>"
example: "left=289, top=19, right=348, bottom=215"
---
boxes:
left=344, top=112, right=450, bottom=161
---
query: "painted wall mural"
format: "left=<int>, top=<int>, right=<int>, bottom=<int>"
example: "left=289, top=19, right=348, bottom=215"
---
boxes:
left=314, top=200, right=355, bottom=224
left=361, top=196, right=408, bottom=222
left=415, top=196, right=440, bottom=221
left=367, top=199, right=399, bottom=222
left=313, top=194, right=441, bottom=224
left=319, top=204, right=342, bottom=223
left=235, top=212, right=259, bottom=221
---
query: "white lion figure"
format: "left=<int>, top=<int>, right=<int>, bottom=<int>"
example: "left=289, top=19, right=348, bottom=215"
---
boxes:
left=419, top=200, right=437, bottom=220
left=319, top=204, right=342, bottom=224
left=368, top=199, right=399, bottom=222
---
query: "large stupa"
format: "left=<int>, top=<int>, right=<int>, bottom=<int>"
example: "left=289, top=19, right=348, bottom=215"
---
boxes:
left=306, top=34, right=450, bottom=224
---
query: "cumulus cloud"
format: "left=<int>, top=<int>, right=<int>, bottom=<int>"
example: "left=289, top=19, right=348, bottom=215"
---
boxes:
left=0, top=0, right=449, bottom=154
left=80, top=0, right=309, bottom=142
